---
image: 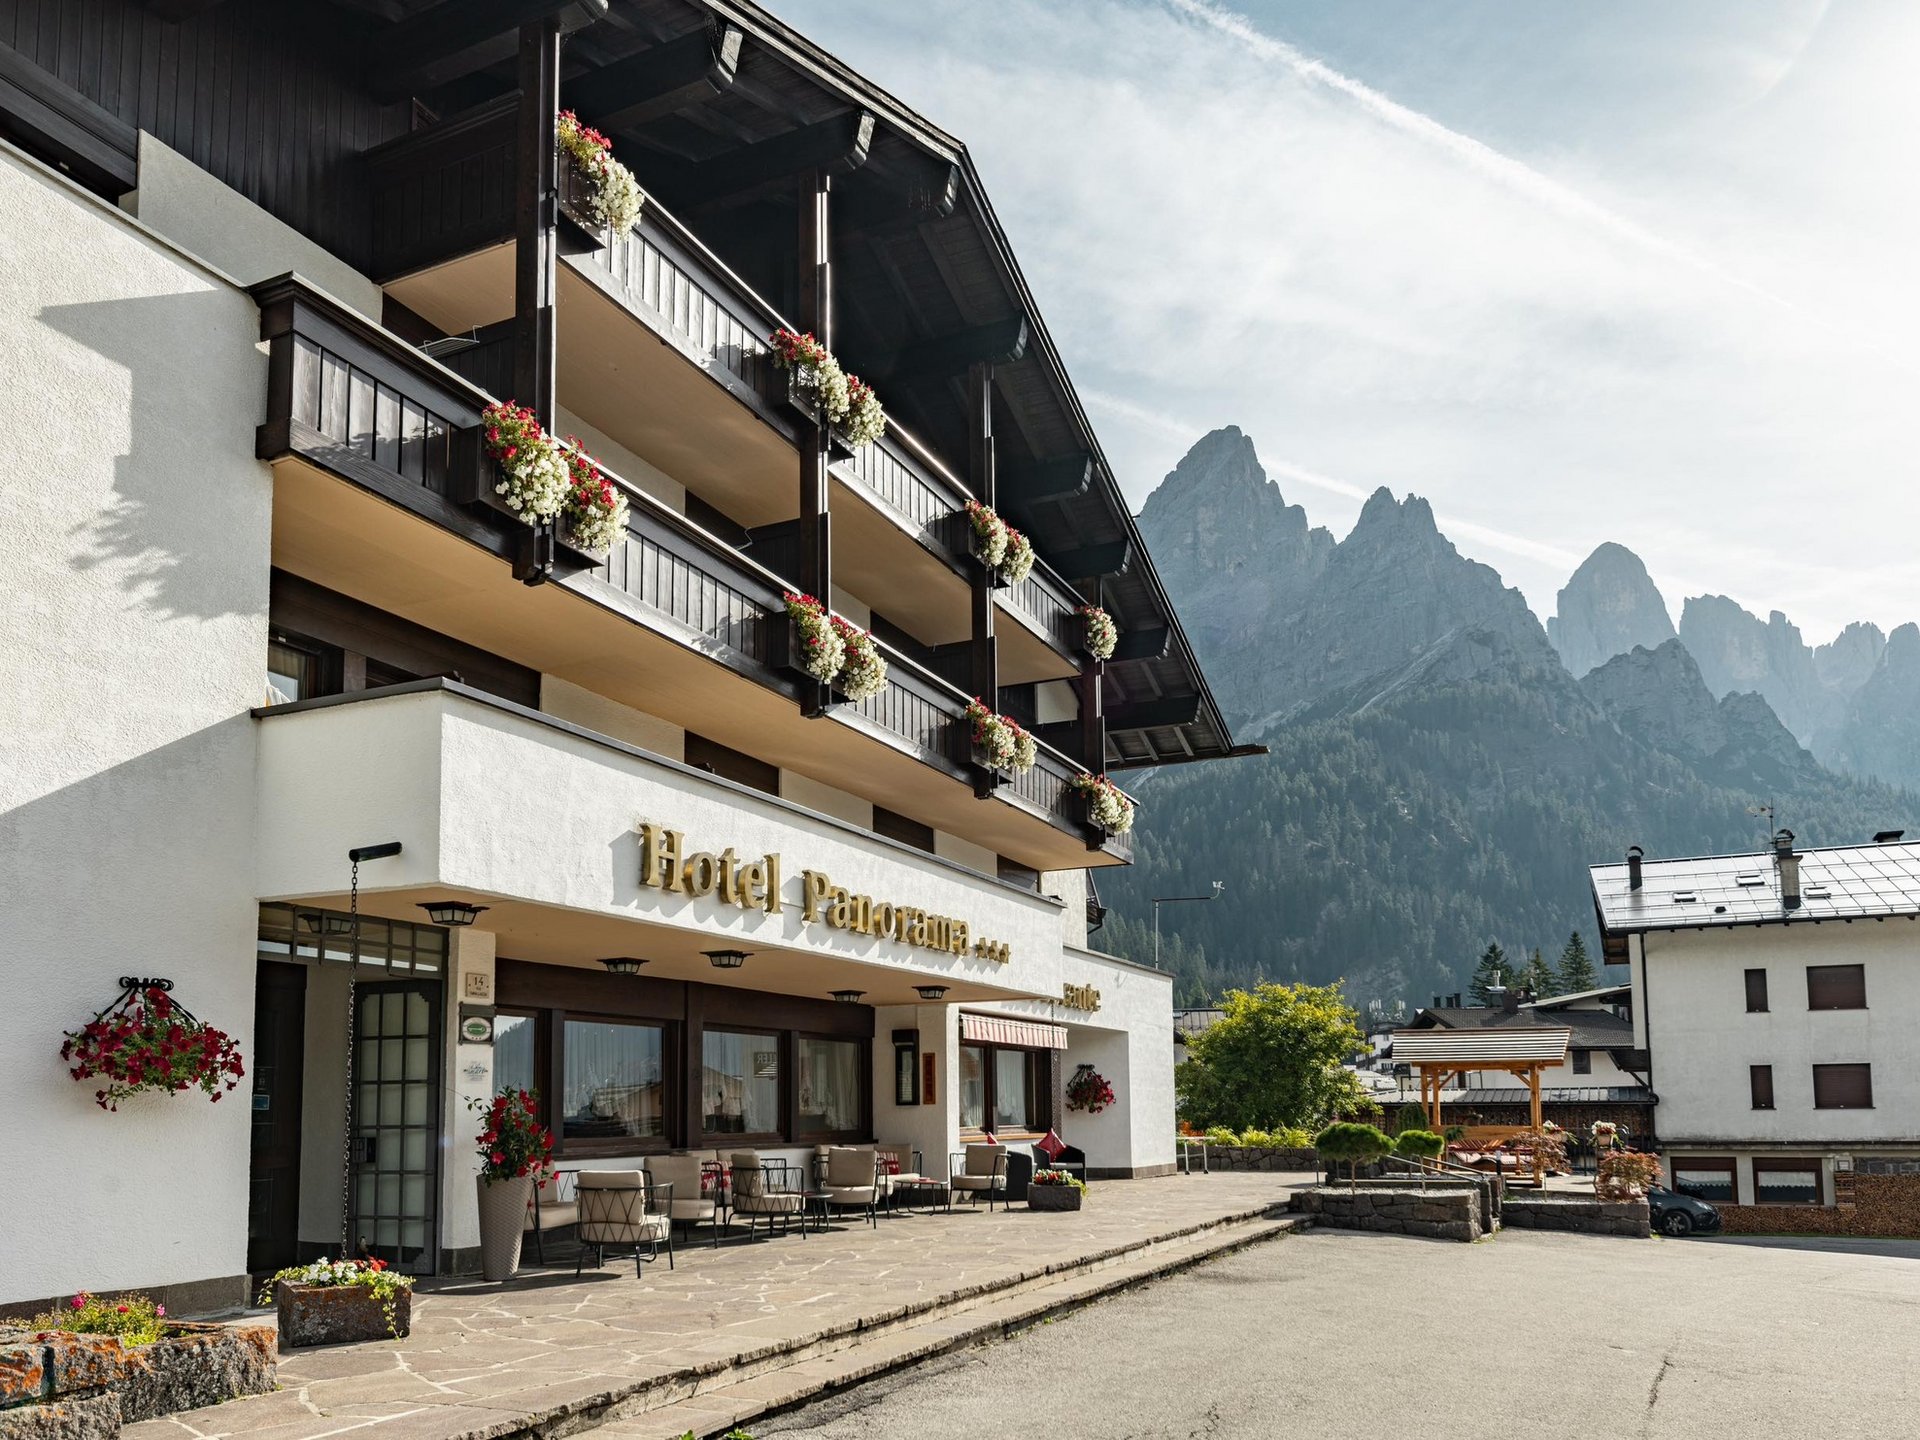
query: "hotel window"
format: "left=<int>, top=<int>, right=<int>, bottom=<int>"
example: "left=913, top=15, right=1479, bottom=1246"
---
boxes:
left=1571, top=1049, right=1591, bottom=1075
left=561, top=1019, right=666, bottom=1144
left=703, top=1030, right=781, bottom=1137
left=1744, top=968, right=1768, bottom=1013
left=873, top=806, right=935, bottom=854
left=1671, top=1157, right=1737, bottom=1204
left=684, top=732, right=779, bottom=797
left=959, top=1043, right=1053, bottom=1135
left=1812, top=1062, right=1873, bottom=1109
left=266, top=634, right=331, bottom=704
left=1750, top=1064, right=1775, bottom=1110
left=1806, top=964, right=1866, bottom=1011
left=796, top=1036, right=865, bottom=1139
left=493, top=1012, right=540, bottom=1100
left=1752, top=1158, right=1823, bottom=1206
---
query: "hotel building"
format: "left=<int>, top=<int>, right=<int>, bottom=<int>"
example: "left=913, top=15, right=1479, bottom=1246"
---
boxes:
left=0, top=0, right=1251, bottom=1312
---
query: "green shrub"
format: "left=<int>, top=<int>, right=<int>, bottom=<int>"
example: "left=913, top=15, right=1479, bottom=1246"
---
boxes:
left=1394, top=1129, right=1446, bottom=1161
left=1315, top=1122, right=1393, bottom=1193
left=1272, top=1126, right=1314, bottom=1149
left=1237, top=1129, right=1274, bottom=1148
left=1443, top=1124, right=1466, bottom=1141
left=1393, top=1103, right=1428, bottom=1135
left=1204, top=1126, right=1240, bottom=1147
left=26, top=1292, right=168, bottom=1346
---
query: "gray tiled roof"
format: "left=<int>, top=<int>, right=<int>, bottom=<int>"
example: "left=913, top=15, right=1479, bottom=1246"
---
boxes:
left=1419, top=1006, right=1632, bottom=1050
left=1591, top=840, right=1920, bottom=933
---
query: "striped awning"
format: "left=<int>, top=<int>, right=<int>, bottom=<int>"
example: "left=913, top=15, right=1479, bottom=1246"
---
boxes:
left=1390, top=1026, right=1572, bottom=1065
left=961, top=1013, right=1068, bottom=1049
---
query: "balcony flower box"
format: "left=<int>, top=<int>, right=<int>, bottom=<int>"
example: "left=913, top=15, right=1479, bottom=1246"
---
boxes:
left=556, top=110, right=642, bottom=240
left=272, top=1281, right=411, bottom=1349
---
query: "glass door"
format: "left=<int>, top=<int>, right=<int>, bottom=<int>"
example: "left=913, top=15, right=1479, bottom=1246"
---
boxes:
left=351, top=981, right=441, bottom=1275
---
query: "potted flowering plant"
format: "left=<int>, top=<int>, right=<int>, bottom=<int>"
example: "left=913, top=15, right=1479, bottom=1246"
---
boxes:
left=840, top=374, right=887, bottom=448
left=966, top=700, right=1035, bottom=776
left=556, top=110, right=643, bottom=233
left=1070, top=772, right=1135, bottom=836
left=1066, top=1067, right=1116, bottom=1114
left=1000, top=526, right=1035, bottom=585
left=768, top=329, right=886, bottom=449
left=1076, top=605, right=1118, bottom=661
left=782, top=591, right=846, bottom=684
left=1027, top=1169, right=1086, bottom=1212
left=475, top=401, right=569, bottom=524
left=62, top=983, right=244, bottom=1111
left=470, top=1089, right=553, bottom=1281
left=261, top=1258, right=414, bottom=1346
left=555, top=441, right=629, bottom=562
left=965, top=500, right=1009, bottom=570
left=830, top=614, right=889, bottom=701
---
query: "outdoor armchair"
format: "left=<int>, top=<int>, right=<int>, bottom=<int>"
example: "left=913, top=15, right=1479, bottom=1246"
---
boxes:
left=646, top=1153, right=721, bottom=1248
left=820, top=1145, right=881, bottom=1228
left=523, top=1166, right=579, bottom=1265
left=949, top=1144, right=1009, bottom=1211
left=574, top=1169, right=673, bottom=1275
left=728, top=1151, right=805, bottom=1241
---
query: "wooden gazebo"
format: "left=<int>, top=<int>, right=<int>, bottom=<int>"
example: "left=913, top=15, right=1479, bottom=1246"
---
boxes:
left=1389, top=1026, right=1572, bottom=1184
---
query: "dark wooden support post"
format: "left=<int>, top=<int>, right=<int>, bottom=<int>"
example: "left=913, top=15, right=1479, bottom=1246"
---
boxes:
left=512, top=18, right=562, bottom=584
left=797, top=168, right=834, bottom=715
left=968, top=359, right=999, bottom=796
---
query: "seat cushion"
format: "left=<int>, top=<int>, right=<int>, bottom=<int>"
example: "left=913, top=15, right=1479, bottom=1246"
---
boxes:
left=735, top=1192, right=803, bottom=1214
left=951, top=1174, right=1001, bottom=1191
left=527, top=1202, right=580, bottom=1231
left=668, top=1198, right=716, bottom=1222
left=825, top=1146, right=878, bottom=1187
left=823, top=1185, right=875, bottom=1204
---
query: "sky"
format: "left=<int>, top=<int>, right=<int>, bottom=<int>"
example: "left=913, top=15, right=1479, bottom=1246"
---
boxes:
left=775, top=0, right=1920, bottom=642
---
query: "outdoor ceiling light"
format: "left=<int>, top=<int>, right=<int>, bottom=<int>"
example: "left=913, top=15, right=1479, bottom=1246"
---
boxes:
left=914, top=985, right=950, bottom=1001
left=600, top=957, right=648, bottom=977
left=831, top=989, right=867, bottom=1004
left=298, top=911, right=355, bottom=937
left=418, top=900, right=489, bottom=927
left=703, top=948, right=751, bottom=970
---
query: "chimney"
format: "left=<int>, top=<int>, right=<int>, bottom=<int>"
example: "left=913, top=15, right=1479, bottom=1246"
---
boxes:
left=1775, top=828, right=1801, bottom=911
left=1448, top=992, right=1462, bottom=1008
left=1501, top=987, right=1523, bottom=1014
left=1432, top=995, right=1442, bottom=1010
left=1627, top=845, right=1643, bottom=891
left=1487, top=981, right=1507, bottom=1010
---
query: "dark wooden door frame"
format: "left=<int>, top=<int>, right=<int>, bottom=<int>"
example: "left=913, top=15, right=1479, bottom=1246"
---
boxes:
left=247, top=961, right=309, bottom=1274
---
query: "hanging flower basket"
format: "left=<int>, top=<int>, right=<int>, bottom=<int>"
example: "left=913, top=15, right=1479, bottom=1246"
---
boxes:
left=967, top=700, right=1035, bottom=776
left=1077, top=605, right=1118, bottom=661
left=556, top=110, right=643, bottom=234
left=1070, top=772, right=1135, bottom=836
left=554, top=441, right=629, bottom=564
left=965, top=501, right=1010, bottom=573
left=465, top=401, right=568, bottom=525
left=770, top=330, right=887, bottom=450
left=831, top=614, right=889, bottom=702
left=782, top=592, right=846, bottom=684
left=1066, top=1067, right=1116, bottom=1114
left=1000, top=527, right=1035, bottom=586
left=62, top=980, right=245, bottom=1111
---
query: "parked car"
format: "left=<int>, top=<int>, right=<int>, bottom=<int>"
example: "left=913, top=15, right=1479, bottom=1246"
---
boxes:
left=1647, top=1185, right=1722, bottom=1237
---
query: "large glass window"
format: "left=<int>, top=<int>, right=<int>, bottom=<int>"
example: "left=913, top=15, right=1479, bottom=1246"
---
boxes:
left=959, top=1045, right=987, bottom=1130
left=561, top=1019, right=665, bottom=1142
left=994, top=1049, right=1032, bottom=1130
left=797, top=1037, right=863, bottom=1137
left=1671, top=1158, right=1737, bottom=1203
left=494, top=1012, right=539, bottom=1100
left=704, top=1030, right=780, bottom=1136
left=1753, top=1159, right=1823, bottom=1206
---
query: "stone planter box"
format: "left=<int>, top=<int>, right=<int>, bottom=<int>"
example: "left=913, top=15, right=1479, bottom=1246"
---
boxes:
left=1027, top=1185, right=1083, bottom=1212
left=0, top=1322, right=275, bottom=1439
left=274, top=1283, right=411, bottom=1349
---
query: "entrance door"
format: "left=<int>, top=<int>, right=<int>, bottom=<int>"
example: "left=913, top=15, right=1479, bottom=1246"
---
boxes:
left=246, top=961, right=307, bottom=1274
left=351, top=981, right=442, bottom=1275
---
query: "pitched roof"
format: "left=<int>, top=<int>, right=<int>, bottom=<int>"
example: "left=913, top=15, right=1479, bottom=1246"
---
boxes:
left=1591, top=840, right=1920, bottom=934
left=1417, top=1005, right=1630, bottom=1051
left=1438, top=1086, right=1652, bottom=1106
left=1390, top=1027, right=1572, bottom=1065
left=1532, top=984, right=1631, bottom=1008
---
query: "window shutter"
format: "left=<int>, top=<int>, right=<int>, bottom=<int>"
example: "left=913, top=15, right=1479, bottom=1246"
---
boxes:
left=1749, top=1064, right=1774, bottom=1110
left=1806, top=964, right=1866, bottom=1011
left=1812, top=1063, right=1872, bottom=1109
left=1744, top=969, right=1768, bottom=1013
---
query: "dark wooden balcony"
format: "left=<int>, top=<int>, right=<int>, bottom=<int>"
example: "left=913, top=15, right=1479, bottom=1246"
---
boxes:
left=251, top=276, right=1126, bottom=868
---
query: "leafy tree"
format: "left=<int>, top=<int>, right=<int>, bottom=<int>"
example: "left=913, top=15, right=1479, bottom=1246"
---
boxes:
left=1556, top=930, right=1598, bottom=993
left=1393, top=1129, right=1446, bottom=1162
left=1521, top=947, right=1556, bottom=997
left=1175, top=982, right=1364, bottom=1132
left=1467, top=943, right=1513, bottom=1005
left=1315, top=1121, right=1392, bottom=1194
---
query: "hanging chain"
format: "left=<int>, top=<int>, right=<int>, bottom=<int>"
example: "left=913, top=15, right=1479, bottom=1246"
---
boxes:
left=339, top=857, right=361, bottom=1259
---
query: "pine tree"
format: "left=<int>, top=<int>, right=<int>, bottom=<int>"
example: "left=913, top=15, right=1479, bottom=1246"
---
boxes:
left=1468, top=943, right=1513, bottom=1005
left=1522, top=947, right=1556, bottom=998
left=1557, top=931, right=1598, bottom=993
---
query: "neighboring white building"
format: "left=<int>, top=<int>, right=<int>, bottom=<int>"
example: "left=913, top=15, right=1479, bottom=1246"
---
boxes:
left=0, top=0, right=1250, bottom=1315
left=1592, top=831, right=1920, bottom=1208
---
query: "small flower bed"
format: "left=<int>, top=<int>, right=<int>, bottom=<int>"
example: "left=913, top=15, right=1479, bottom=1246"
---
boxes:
left=1000, top=525, right=1035, bottom=585
left=783, top=592, right=847, bottom=683
left=1077, top=605, right=1118, bottom=661
left=258, top=1258, right=414, bottom=1336
left=559, top=441, right=629, bottom=554
left=768, top=330, right=887, bottom=448
left=1065, top=1068, right=1115, bottom=1114
left=62, top=984, right=244, bottom=1111
left=1070, top=772, right=1135, bottom=834
left=965, top=500, right=1009, bottom=567
left=24, top=1291, right=169, bottom=1346
left=557, top=110, right=643, bottom=232
left=1031, top=1168, right=1086, bottom=1191
left=966, top=700, right=1034, bottom=774
left=473, top=1088, right=553, bottom=1182
left=481, top=401, right=569, bottom=523
left=830, top=614, right=889, bottom=701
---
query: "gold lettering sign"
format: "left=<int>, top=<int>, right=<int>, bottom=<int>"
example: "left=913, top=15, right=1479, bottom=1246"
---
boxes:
left=1063, top=982, right=1101, bottom=1012
left=637, top=822, right=1013, bottom=963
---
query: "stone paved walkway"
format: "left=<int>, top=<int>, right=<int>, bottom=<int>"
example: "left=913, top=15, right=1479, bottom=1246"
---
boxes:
left=129, top=1173, right=1306, bottom=1440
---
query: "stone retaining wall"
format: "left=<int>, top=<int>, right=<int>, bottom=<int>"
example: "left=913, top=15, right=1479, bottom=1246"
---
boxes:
left=1719, top=1172, right=1920, bottom=1238
left=0, top=1325, right=274, bottom=1440
left=1501, top=1195, right=1649, bottom=1238
left=1201, top=1147, right=1320, bottom=1173
left=1291, top=1186, right=1481, bottom=1242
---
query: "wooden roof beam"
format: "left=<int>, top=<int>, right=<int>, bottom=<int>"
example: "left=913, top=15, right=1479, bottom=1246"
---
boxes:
left=1106, top=693, right=1202, bottom=732
left=368, top=0, right=609, bottom=103
left=999, top=451, right=1091, bottom=506
left=872, top=316, right=1028, bottom=382
left=1049, top=538, right=1132, bottom=581
left=837, top=157, right=961, bottom=236
left=569, top=24, right=743, bottom=132
left=675, top=110, right=875, bottom=207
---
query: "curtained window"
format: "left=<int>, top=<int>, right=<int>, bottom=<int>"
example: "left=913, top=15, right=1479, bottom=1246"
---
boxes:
left=561, top=1019, right=665, bottom=1142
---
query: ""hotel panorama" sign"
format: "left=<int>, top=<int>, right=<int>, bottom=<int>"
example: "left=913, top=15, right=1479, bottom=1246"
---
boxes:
left=638, top=823, right=1013, bottom=964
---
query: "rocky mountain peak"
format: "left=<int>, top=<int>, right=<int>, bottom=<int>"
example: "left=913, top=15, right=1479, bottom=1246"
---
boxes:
left=1814, top=621, right=1887, bottom=693
left=1678, top=594, right=1827, bottom=743
left=1547, top=542, right=1675, bottom=679
left=1829, top=622, right=1920, bottom=793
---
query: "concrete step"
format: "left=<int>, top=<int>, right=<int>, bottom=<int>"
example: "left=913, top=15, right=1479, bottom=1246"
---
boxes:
left=590, top=1211, right=1305, bottom=1440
